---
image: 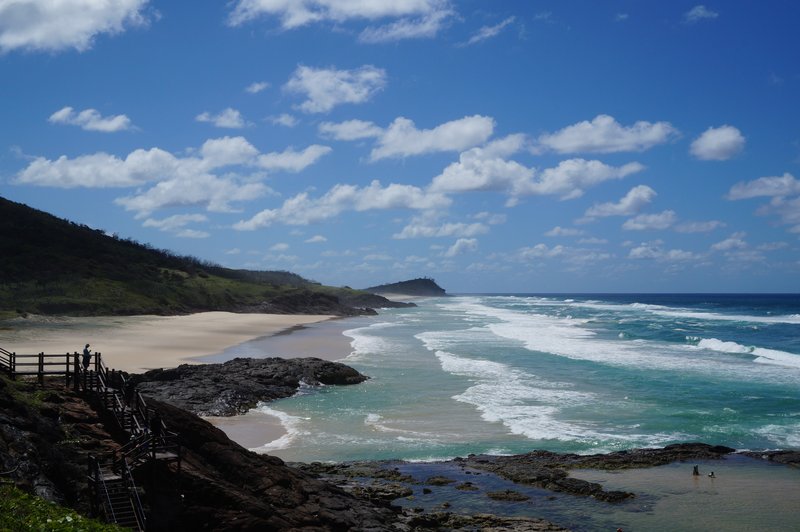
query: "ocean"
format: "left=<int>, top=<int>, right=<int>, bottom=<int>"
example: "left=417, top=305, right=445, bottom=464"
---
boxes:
left=238, top=294, right=800, bottom=463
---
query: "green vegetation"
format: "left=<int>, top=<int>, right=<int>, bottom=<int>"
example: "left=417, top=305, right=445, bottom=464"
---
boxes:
left=0, top=196, right=379, bottom=316
left=366, top=277, right=447, bottom=297
left=0, top=485, right=123, bottom=531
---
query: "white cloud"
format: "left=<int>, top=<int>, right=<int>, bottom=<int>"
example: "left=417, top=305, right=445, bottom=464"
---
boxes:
left=675, top=220, right=725, bottom=233
left=474, top=211, right=507, bottom=225
left=444, top=238, right=478, bottom=257
left=116, top=175, right=267, bottom=217
left=431, top=144, right=643, bottom=205
left=583, top=185, right=656, bottom=219
left=245, top=81, right=270, bottom=94
left=269, top=113, right=299, bottom=127
left=711, top=232, right=748, bottom=251
left=518, top=244, right=564, bottom=260
left=629, top=241, right=699, bottom=261
left=0, top=0, right=150, bottom=54
left=690, top=125, right=745, bottom=160
left=319, top=119, right=383, bottom=140
left=228, top=0, right=451, bottom=29
left=48, top=106, right=132, bottom=132
left=359, top=7, right=453, bottom=43
left=284, top=65, right=386, bottom=113
left=727, top=173, right=800, bottom=231
left=536, top=114, right=678, bottom=154
left=234, top=180, right=451, bottom=230
left=196, top=108, right=247, bottom=128
left=270, top=242, right=289, bottom=251
left=225, top=248, right=241, bottom=255
left=684, top=5, right=718, bottom=24
left=199, top=136, right=259, bottom=168
left=371, top=115, right=495, bottom=160
left=545, top=226, right=583, bottom=237
left=393, top=217, right=489, bottom=239
left=622, top=210, right=677, bottom=231
left=525, top=159, right=645, bottom=200
left=14, top=136, right=331, bottom=217
left=727, top=173, right=800, bottom=200
left=257, top=144, right=332, bottom=172
left=305, top=235, right=327, bottom=243
left=579, top=237, right=608, bottom=245
left=142, top=214, right=209, bottom=238
left=364, top=253, right=392, bottom=261
left=464, top=16, right=515, bottom=46
left=15, top=148, right=177, bottom=188
left=615, top=13, right=629, bottom=22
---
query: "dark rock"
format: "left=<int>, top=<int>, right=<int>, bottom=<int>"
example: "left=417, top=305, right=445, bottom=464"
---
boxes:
left=742, top=450, right=800, bottom=467
left=425, top=475, right=456, bottom=486
left=128, top=356, right=368, bottom=416
left=487, top=489, right=531, bottom=502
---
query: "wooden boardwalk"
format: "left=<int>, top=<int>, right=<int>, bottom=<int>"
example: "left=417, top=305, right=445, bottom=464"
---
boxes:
left=0, top=347, right=181, bottom=531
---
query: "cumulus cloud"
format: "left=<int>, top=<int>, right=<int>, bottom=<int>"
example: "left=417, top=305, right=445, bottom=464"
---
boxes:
left=269, top=114, right=299, bottom=127
left=525, top=159, right=645, bottom=200
left=628, top=241, right=699, bottom=261
left=711, top=232, right=748, bottom=251
left=727, top=173, right=800, bottom=231
left=284, top=65, right=386, bottom=113
left=545, top=226, right=583, bottom=237
left=371, top=115, right=495, bottom=160
left=14, top=136, right=330, bottom=217
left=257, top=145, right=332, bottom=172
left=305, top=235, right=327, bottom=243
left=431, top=143, right=644, bottom=205
left=0, top=0, right=150, bottom=54
left=463, top=16, right=515, bottom=46
left=536, top=114, right=678, bottom=154
left=690, top=125, right=745, bottom=160
left=319, top=119, right=383, bottom=140
left=142, top=213, right=210, bottom=238
left=684, top=5, right=718, bottom=24
left=359, top=8, right=453, bottom=43
left=245, top=81, right=270, bottom=94
left=234, top=180, right=451, bottom=230
left=196, top=108, right=248, bottom=128
left=583, top=185, right=656, bottom=219
left=393, top=215, right=489, bottom=239
left=228, top=0, right=453, bottom=42
left=675, top=220, right=725, bottom=233
left=518, top=243, right=565, bottom=260
left=622, top=210, right=677, bottom=231
left=727, top=172, right=800, bottom=200
left=48, top=106, right=132, bottom=132
left=444, top=238, right=478, bottom=257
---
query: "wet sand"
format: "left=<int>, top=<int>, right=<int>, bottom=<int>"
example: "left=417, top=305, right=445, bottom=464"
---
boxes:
left=203, top=318, right=361, bottom=450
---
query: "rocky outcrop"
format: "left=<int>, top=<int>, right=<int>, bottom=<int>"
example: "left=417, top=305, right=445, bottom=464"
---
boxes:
left=365, top=278, right=447, bottom=297
left=459, top=443, right=735, bottom=502
left=128, top=357, right=368, bottom=416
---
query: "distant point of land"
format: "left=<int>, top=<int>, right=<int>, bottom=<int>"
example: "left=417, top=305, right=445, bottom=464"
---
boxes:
left=365, top=278, right=447, bottom=298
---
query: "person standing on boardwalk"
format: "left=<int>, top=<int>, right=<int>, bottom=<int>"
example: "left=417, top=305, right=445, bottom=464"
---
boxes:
left=82, top=344, right=91, bottom=370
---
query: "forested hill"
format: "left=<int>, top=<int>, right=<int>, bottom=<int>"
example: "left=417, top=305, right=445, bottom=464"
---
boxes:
left=0, top=196, right=405, bottom=317
left=365, top=278, right=447, bottom=297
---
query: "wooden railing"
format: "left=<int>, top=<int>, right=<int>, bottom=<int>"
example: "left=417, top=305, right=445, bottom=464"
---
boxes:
left=0, top=349, right=78, bottom=385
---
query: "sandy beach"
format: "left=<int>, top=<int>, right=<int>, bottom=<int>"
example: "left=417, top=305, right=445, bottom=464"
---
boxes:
left=0, top=312, right=337, bottom=373
left=0, top=311, right=354, bottom=450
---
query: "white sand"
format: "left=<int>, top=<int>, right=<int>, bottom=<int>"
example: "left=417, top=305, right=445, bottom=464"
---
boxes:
left=0, top=312, right=334, bottom=373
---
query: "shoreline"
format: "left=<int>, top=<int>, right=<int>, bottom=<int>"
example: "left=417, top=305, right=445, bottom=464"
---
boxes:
left=0, top=311, right=338, bottom=374
left=202, top=317, right=361, bottom=450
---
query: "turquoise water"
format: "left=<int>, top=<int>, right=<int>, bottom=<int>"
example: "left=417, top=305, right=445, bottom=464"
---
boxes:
left=242, top=294, right=800, bottom=462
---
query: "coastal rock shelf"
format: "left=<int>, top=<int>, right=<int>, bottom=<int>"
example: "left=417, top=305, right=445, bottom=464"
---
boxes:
left=129, top=356, right=367, bottom=416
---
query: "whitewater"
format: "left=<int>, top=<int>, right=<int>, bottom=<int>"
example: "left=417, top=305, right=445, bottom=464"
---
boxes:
left=250, top=294, right=800, bottom=462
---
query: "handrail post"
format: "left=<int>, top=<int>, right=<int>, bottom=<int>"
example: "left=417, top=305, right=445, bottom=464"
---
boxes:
left=10, top=352, right=15, bottom=380
left=73, top=353, right=80, bottom=391
left=65, top=352, right=70, bottom=388
left=95, top=352, right=100, bottom=374
left=38, top=352, right=44, bottom=385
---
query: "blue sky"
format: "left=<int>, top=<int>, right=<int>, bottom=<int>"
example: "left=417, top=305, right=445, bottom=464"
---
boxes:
left=2, top=1, right=799, bottom=293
